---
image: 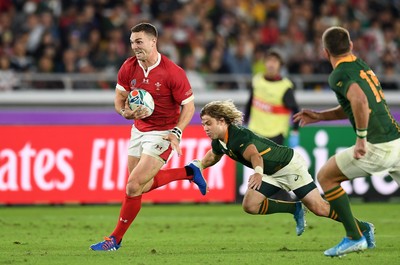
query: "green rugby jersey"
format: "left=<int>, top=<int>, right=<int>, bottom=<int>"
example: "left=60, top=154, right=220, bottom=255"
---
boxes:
left=211, top=124, right=294, bottom=175
left=329, top=55, right=400, bottom=143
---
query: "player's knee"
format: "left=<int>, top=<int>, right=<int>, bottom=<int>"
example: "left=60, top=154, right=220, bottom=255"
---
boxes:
left=125, top=179, right=142, bottom=196
left=242, top=202, right=257, bottom=215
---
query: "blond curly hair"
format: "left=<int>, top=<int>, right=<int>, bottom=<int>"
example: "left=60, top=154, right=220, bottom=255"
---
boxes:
left=200, top=100, right=243, bottom=125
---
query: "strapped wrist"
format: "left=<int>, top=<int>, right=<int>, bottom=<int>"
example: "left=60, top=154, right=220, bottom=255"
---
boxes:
left=171, top=127, right=182, bottom=141
left=254, top=166, right=263, bottom=175
left=356, top=128, right=367, bottom=138
left=119, top=109, right=126, bottom=115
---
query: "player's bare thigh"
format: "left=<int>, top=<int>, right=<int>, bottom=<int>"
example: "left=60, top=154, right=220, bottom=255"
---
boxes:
left=126, top=154, right=164, bottom=196
left=128, top=155, right=140, bottom=173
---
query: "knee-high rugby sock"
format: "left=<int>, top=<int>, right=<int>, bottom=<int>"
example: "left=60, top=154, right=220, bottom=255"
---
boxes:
left=111, top=194, right=142, bottom=243
left=325, top=186, right=362, bottom=240
left=328, top=207, right=368, bottom=232
left=148, top=167, right=192, bottom=192
left=258, top=198, right=297, bottom=215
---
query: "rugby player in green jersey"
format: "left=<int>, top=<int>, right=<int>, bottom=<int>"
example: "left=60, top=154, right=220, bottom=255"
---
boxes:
left=294, top=26, right=400, bottom=257
left=189, top=100, right=372, bottom=242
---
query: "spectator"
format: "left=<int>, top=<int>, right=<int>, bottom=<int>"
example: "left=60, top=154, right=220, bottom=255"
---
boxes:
left=73, top=58, right=99, bottom=89
left=56, top=48, right=77, bottom=73
left=259, top=17, right=280, bottom=46
left=251, top=47, right=266, bottom=75
left=206, top=47, right=232, bottom=90
left=380, top=61, right=399, bottom=90
left=225, top=41, right=253, bottom=90
left=183, top=53, right=207, bottom=92
left=9, top=38, right=35, bottom=72
left=0, top=55, right=19, bottom=90
left=32, top=56, right=64, bottom=89
left=226, top=45, right=252, bottom=75
left=299, top=60, right=321, bottom=91
left=157, top=27, right=180, bottom=64
left=0, top=0, right=400, bottom=91
left=379, top=50, right=399, bottom=90
left=25, top=13, right=45, bottom=54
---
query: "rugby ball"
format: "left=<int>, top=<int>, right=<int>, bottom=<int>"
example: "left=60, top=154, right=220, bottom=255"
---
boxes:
left=128, top=89, right=154, bottom=117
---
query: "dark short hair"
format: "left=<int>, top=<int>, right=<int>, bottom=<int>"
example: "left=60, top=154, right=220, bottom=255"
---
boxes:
left=322, top=27, right=351, bottom=56
left=131, top=22, right=158, bottom=38
left=265, top=49, right=283, bottom=65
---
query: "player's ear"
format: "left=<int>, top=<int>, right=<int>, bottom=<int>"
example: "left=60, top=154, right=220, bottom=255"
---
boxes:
left=349, top=41, right=353, bottom=51
left=323, top=48, right=329, bottom=59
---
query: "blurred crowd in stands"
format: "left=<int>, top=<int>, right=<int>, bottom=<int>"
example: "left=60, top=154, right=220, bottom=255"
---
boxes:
left=0, top=0, right=400, bottom=91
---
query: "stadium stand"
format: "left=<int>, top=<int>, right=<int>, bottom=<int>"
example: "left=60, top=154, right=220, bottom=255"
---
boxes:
left=0, top=0, right=400, bottom=90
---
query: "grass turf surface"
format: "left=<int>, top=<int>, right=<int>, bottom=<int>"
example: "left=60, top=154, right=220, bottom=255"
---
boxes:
left=1, top=203, right=399, bottom=265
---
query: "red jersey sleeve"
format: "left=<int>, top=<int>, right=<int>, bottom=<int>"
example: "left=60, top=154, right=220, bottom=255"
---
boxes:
left=169, top=65, right=193, bottom=105
left=116, top=59, right=132, bottom=91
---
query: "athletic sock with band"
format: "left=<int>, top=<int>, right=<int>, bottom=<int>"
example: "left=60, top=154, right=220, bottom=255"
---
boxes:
left=328, top=207, right=368, bottom=232
left=148, top=167, right=192, bottom=192
left=111, top=194, right=142, bottom=243
left=258, top=198, right=297, bottom=215
left=324, top=186, right=362, bottom=239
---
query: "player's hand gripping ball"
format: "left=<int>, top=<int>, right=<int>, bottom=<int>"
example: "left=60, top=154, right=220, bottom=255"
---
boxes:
left=128, top=89, right=155, bottom=118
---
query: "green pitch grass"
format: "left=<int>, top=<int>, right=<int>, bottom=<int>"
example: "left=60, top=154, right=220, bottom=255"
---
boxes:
left=1, top=203, right=399, bottom=265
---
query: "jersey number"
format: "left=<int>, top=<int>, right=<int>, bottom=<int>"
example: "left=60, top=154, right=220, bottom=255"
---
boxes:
left=359, top=70, right=384, bottom=103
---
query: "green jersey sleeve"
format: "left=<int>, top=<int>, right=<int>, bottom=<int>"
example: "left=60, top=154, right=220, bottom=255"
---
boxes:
left=329, top=58, right=400, bottom=143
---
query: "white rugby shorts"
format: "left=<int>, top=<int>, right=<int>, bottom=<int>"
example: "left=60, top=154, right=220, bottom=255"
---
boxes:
left=128, top=126, right=174, bottom=163
left=262, top=150, right=314, bottom=191
left=335, top=138, right=400, bottom=184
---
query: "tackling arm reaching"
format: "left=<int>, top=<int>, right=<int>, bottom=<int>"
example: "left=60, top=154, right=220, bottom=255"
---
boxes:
left=293, top=105, right=347, bottom=127
left=200, top=149, right=223, bottom=169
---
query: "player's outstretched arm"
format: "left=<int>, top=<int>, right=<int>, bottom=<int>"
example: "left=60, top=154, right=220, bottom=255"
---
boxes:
left=293, top=109, right=322, bottom=126
left=293, top=105, right=347, bottom=126
left=200, top=150, right=223, bottom=169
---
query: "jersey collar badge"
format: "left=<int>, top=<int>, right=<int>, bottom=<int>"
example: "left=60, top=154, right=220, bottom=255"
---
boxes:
left=155, top=82, right=161, bottom=91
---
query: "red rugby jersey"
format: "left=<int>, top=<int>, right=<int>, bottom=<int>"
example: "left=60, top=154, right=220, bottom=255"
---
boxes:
left=116, top=53, right=194, bottom=131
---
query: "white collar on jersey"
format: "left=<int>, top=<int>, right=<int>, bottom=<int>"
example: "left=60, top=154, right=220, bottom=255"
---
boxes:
left=219, top=140, right=227, bottom=149
left=138, top=52, right=161, bottom=78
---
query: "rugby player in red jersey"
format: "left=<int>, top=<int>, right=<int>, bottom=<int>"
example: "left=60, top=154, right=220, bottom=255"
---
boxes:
left=90, top=22, right=207, bottom=251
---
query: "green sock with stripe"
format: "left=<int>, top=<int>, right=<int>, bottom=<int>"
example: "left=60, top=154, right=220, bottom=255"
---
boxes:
left=258, top=198, right=296, bottom=215
left=328, top=208, right=368, bottom=232
left=325, top=186, right=362, bottom=239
